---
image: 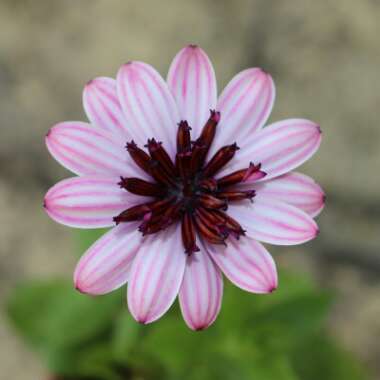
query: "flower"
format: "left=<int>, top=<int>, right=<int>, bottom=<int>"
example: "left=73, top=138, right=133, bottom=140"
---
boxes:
left=44, top=45, right=324, bottom=330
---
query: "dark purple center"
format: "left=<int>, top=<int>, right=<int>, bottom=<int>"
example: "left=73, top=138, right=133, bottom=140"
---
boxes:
left=114, top=110, right=265, bottom=254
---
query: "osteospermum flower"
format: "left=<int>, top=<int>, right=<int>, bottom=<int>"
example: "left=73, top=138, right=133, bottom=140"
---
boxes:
left=44, top=45, right=324, bottom=330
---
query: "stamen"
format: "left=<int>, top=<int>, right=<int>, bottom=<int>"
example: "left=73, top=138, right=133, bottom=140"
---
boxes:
left=216, top=190, right=256, bottom=202
left=216, top=162, right=265, bottom=187
left=176, top=151, right=192, bottom=181
left=149, top=160, right=177, bottom=187
left=199, top=194, right=228, bottom=210
left=189, top=141, right=207, bottom=175
left=181, top=212, right=199, bottom=254
left=118, top=177, right=166, bottom=197
left=194, top=212, right=227, bottom=245
left=191, top=110, right=220, bottom=170
left=115, top=110, right=257, bottom=252
left=113, top=204, right=151, bottom=224
left=202, top=143, right=239, bottom=177
left=177, top=121, right=192, bottom=153
left=214, top=210, right=246, bottom=238
left=126, top=140, right=151, bottom=174
left=198, top=178, right=217, bottom=192
left=197, top=110, right=220, bottom=151
left=146, top=138, right=176, bottom=177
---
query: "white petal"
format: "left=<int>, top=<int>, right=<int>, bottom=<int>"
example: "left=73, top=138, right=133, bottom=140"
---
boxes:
left=218, top=119, right=322, bottom=181
left=167, top=45, right=217, bottom=138
left=127, top=224, right=186, bottom=324
left=74, top=223, right=141, bottom=295
left=179, top=246, right=223, bottom=330
left=44, top=176, right=150, bottom=228
left=46, top=121, right=148, bottom=178
left=210, top=68, right=274, bottom=157
left=206, top=237, right=277, bottom=293
left=117, top=61, right=179, bottom=157
left=83, top=77, right=132, bottom=139
left=228, top=198, right=319, bottom=245
left=250, top=172, right=325, bottom=217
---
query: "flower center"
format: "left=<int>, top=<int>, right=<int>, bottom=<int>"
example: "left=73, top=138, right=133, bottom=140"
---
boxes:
left=113, top=110, right=266, bottom=254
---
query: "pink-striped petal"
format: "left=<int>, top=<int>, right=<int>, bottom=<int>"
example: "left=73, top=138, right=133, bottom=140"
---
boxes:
left=74, top=223, right=141, bottom=295
left=167, top=45, right=217, bottom=137
left=46, top=122, right=146, bottom=178
left=210, top=68, right=274, bottom=157
left=206, top=237, right=277, bottom=293
left=44, top=176, right=149, bottom=228
left=250, top=172, right=325, bottom=217
left=117, top=61, right=179, bottom=157
left=179, top=247, right=223, bottom=331
left=83, top=77, right=132, bottom=140
left=218, top=119, right=322, bottom=181
left=228, top=197, right=319, bottom=245
left=127, top=225, right=186, bottom=324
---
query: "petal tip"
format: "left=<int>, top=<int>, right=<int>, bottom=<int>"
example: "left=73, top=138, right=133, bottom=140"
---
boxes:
left=75, top=283, right=86, bottom=294
left=194, top=325, right=208, bottom=331
left=85, top=78, right=95, bottom=87
left=269, top=285, right=277, bottom=293
left=187, top=43, right=199, bottom=49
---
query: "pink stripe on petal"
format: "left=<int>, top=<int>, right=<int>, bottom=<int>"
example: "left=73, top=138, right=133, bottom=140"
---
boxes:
left=206, top=237, right=277, bottom=293
left=228, top=197, right=319, bottom=246
left=44, top=176, right=149, bottom=228
left=127, top=224, right=186, bottom=324
left=209, top=68, right=275, bottom=158
left=46, top=122, right=147, bottom=178
left=117, top=61, right=179, bottom=157
left=167, top=45, right=217, bottom=137
left=179, top=245, right=223, bottom=330
left=83, top=77, right=132, bottom=140
left=250, top=172, right=325, bottom=217
left=218, top=119, right=322, bottom=181
left=74, top=223, right=141, bottom=295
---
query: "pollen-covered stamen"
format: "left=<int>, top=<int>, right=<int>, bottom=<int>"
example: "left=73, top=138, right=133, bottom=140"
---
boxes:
left=182, top=212, right=200, bottom=255
left=146, top=138, right=176, bottom=177
left=216, top=162, right=265, bottom=188
left=177, top=120, right=192, bottom=153
left=198, top=194, right=228, bottom=210
left=202, top=143, right=239, bottom=178
left=126, top=140, right=152, bottom=174
left=118, top=177, right=166, bottom=197
left=216, top=190, right=256, bottom=202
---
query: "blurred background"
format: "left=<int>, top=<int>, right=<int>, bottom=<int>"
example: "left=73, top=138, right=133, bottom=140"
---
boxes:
left=1, top=0, right=379, bottom=379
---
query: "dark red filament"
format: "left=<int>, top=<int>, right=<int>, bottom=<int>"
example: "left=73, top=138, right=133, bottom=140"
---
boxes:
left=114, top=110, right=266, bottom=254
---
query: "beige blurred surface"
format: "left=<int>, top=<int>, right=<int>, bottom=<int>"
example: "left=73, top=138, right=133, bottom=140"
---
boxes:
left=1, top=0, right=379, bottom=379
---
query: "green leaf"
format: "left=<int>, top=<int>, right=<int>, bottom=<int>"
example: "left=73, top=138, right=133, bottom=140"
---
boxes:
left=7, top=279, right=122, bottom=352
left=112, top=311, right=141, bottom=362
left=291, top=334, right=370, bottom=380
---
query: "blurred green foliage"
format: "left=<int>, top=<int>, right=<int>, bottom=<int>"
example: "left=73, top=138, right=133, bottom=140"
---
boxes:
left=7, top=230, right=369, bottom=380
